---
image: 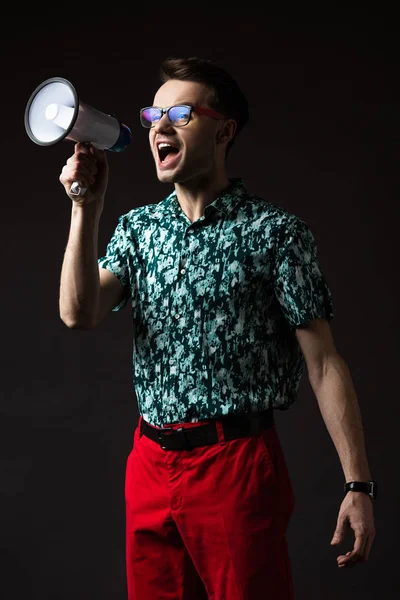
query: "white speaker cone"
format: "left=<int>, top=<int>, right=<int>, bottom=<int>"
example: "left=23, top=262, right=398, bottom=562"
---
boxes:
left=25, top=78, right=78, bottom=145
left=45, top=103, right=75, bottom=129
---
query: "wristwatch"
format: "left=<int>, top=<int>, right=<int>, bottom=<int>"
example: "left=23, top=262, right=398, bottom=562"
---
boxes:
left=344, top=480, right=377, bottom=500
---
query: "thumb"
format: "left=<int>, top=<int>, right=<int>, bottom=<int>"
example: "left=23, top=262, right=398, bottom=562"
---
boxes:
left=90, top=145, right=108, bottom=165
left=331, top=521, right=345, bottom=545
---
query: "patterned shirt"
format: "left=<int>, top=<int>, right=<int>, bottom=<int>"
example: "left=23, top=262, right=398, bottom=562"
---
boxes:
left=98, top=179, right=334, bottom=427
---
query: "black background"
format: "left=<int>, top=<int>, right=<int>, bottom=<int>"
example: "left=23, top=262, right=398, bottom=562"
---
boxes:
left=1, top=10, right=398, bottom=599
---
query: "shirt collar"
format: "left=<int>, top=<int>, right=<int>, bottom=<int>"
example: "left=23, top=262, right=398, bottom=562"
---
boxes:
left=159, top=178, right=247, bottom=219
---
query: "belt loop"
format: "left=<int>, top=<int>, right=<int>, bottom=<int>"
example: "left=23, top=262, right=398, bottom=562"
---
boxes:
left=215, top=419, right=225, bottom=443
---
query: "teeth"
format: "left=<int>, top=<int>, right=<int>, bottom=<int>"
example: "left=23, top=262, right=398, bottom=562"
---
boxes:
left=159, top=143, right=173, bottom=149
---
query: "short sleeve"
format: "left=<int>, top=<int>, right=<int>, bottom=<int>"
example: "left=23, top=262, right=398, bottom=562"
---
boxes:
left=273, top=217, right=334, bottom=328
left=98, top=214, right=132, bottom=312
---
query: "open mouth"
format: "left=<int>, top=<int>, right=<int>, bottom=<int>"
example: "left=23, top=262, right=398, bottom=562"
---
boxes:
left=157, top=142, right=180, bottom=163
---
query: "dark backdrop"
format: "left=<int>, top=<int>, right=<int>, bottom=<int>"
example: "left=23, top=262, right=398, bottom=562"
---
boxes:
left=1, top=10, right=398, bottom=600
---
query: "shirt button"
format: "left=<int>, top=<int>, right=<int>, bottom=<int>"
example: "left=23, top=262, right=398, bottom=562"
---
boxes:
left=175, top=314, right=180, bottom=319
left=180, top=269, right=186, bottom=275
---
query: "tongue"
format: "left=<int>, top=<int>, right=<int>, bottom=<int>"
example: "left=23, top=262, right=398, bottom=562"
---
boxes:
left=163, top=150, right=180, bottom=166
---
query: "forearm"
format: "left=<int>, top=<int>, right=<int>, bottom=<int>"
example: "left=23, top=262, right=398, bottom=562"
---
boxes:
left=59, top=203, right=102, bottom=328
left=309, top=353, right=372, bottom=482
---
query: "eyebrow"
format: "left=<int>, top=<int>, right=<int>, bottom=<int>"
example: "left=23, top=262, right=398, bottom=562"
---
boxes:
left=153, top=101, right=195, bottom=108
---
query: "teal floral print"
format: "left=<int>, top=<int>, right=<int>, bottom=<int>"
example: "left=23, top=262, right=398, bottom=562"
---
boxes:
left=98, top=179, right=334, bottom=427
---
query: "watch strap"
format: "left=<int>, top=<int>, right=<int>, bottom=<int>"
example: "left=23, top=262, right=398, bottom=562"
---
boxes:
left=344, top=480, right=377, bottom=499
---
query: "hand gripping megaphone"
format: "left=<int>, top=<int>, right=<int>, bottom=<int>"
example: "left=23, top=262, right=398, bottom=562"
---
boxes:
left=24, top=77, right=132, bottom=196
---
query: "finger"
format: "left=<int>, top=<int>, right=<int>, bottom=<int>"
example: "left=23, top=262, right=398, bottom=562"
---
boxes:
left=331, top=515, right=347, bottom=546
left=60, top=175, right=90, bottom=191
left=337, top=551, right=362, bottom=567
left=337, top=550, right=352, bottom=568
left=338, top=529, right=366, bottom=563
left=74, top=142, right=91, bottom=155
left=61, top=163, right=93, bottom=183
left=66, top=161, right=93, bottom=177
left=59, top=168, right=90, bottom=191
left=90, top=145, right=108, bottom=166
left=66, top=152, right=97, bottom=170
left=337, top=533, right=367, bottom=567
left=362, top=534, right=375, bottom=562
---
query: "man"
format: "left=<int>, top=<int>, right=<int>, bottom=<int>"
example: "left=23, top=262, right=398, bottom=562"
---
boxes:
left=59, top=57, right=376, bottom=599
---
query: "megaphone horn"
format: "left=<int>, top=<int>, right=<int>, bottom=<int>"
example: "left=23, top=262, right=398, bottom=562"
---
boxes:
left=24, top=77, right=132, bottom=196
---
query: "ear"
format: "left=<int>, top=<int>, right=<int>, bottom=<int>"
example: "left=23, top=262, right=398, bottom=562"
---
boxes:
left=216, top=119, right=237, bottom=145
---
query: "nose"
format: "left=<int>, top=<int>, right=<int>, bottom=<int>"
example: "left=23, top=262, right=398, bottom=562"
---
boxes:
left=153, top=112, right=175, bottom=134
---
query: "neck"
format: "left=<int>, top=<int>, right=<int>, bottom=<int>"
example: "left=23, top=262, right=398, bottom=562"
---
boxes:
left=174, top=170, right=231, bottom=223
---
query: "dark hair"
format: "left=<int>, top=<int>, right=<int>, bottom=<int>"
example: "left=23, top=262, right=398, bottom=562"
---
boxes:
left=159, top=56, right=249, bottom=155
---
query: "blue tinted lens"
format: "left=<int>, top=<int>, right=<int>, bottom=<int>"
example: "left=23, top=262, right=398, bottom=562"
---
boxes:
left=168, top=105, right=191, bottom=126
left=141, top=107, right=161, bottom=127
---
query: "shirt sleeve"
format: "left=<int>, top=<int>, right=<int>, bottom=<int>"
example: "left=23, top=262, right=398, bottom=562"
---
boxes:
left=98, top=214, right=132, bottom=312
left=273, top=217, right=334, bottom=328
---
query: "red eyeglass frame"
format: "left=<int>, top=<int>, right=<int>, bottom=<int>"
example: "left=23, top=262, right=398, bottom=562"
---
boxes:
left=192, top=105, right=227, bottom=120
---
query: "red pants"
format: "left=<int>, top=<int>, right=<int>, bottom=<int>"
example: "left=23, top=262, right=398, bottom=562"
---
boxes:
left=125, top=415, right=295, bottom=599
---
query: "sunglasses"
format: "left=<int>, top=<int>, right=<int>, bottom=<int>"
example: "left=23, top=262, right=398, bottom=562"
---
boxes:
left=139, top=104, right=227, bottom=128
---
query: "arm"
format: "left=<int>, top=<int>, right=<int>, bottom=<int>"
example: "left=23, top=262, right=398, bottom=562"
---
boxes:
left=59, top=203, right=124, bottom=329
left=295, top=319, right=371, bottom=481
left=59, top=202, right=101, bottom=329
left=295, top=317, right=376, bottom=567
left=59, top=143, right=124, bottom=329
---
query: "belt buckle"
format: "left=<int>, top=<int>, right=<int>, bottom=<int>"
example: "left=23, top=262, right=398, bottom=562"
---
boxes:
left=157, top=426, right=173, bottom=450
left=176, top=427, right=193, bottom=450
left=157, top=426, right=193, bottom=451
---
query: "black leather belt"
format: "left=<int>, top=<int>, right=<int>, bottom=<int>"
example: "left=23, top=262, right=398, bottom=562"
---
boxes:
left=140, top=407, right=274, bottom=451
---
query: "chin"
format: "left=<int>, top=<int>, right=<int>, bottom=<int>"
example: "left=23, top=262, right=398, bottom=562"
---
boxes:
left=156, top=171, right=178, bottom=184
left=155, top=163, right=187, bottom=184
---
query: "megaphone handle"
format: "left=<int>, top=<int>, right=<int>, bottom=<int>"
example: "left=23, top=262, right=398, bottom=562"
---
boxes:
left=70, top=181, right=88, bottom=196
left=70, top=141, right=93, bottom=196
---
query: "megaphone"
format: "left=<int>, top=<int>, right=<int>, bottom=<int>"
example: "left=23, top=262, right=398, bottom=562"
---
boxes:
left=24, top=77, right=132, bottom=196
